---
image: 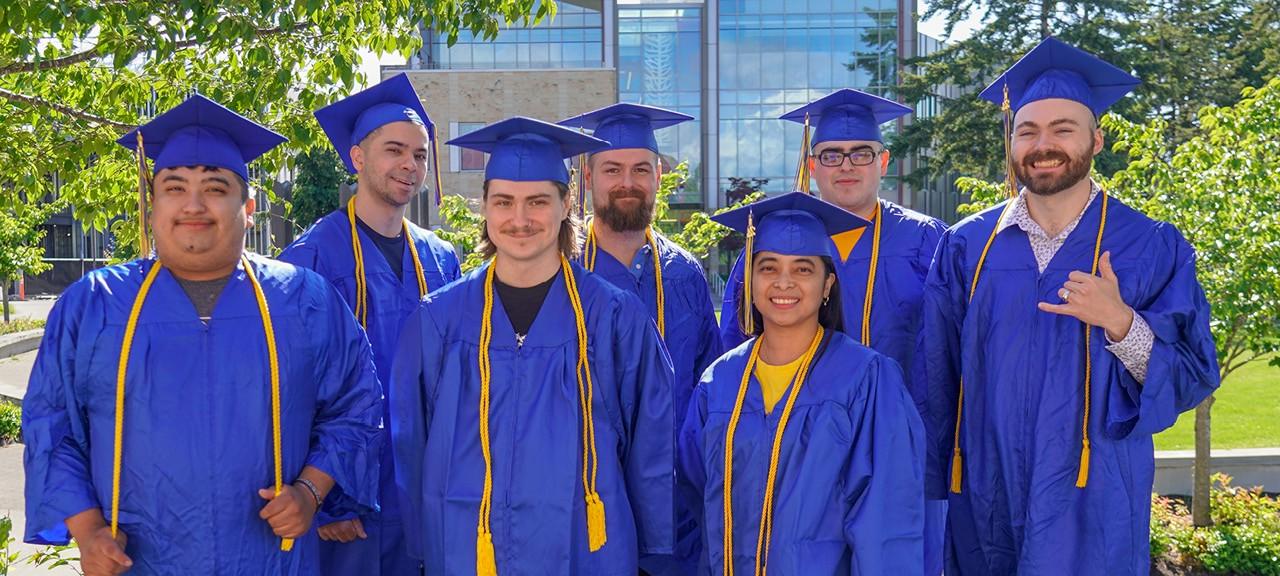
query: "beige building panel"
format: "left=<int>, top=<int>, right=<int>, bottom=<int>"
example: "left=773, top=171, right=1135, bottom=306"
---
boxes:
left=386, top=67, right=617, bottom=230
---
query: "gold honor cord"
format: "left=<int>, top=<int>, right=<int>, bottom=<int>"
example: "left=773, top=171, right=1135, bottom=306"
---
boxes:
left=346, top=196, right=430, bottom=329
left=948, top=148, right=1110, bottom=491
left=859, top=203, right=883, bottom=347
left=721, top=327, right=824, bottom=576
left=475, top=255, right=608, bottom=576
left=584, top=222, right=666, bottom=337
left=113, top=257, right=292, bottom=551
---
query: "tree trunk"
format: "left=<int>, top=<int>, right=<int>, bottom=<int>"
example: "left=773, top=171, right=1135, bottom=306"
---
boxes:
left=1, top=281, right=9, bottom=323
left=1192, top=394, right=1215, bottom=527
left=1040, top=0, right=1052, bottom=37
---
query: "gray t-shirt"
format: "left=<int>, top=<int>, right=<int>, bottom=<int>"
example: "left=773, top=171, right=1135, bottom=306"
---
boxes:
left=175, top=274, right=232, bottom=321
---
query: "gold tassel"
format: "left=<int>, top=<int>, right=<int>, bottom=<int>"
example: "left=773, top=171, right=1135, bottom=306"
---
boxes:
left=1001, top=84, right=1018, bottom=199
left=586, top=492, right=608, bottom=552
left=950, top=451, right=963, bottom=494
left=742, top=210, right=756, bottom=335
left=477, top=531, right=498, bottom=576
left=793, top=113, right=812, bottom=195
left=134, top=132, right=152, bottom=257
left=1076, top=442, right=1091, bottom=488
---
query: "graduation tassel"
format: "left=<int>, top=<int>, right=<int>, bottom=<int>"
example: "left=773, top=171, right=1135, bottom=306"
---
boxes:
left=1001, top=84, right=1018, bottom=199
left=431, top=128, right=444, bottom=206
left=792, top=113, right=812, bottom=195
left=133, top=132, right=152, bottom=257
left=741, top=211, right=756, bottom=335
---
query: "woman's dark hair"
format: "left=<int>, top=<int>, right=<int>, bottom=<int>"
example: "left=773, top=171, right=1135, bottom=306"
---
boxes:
left=735, top=255, right=844, bottom=337
left=478, top=180, right=582, bottom=260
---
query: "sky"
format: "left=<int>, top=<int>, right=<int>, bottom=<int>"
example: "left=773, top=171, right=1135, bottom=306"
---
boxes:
left=355, top=1, right=984, bottom=89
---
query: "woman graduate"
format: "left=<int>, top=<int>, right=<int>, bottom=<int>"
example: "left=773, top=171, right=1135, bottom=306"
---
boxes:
left=678, top=192, right=926, bottom=575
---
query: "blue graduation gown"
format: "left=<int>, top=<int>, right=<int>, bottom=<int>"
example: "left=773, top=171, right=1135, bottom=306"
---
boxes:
left=678, top=331, right=926, bottom=575
left=718, top=199, right=948, bottom=573
left=22, top=255, right=382, bottom=575
left=584, top=232, right=723, bottom=575
left=921, top=196, right=1220, bottom=575
left=279, top=210, right=460, bottom=575
left=390, top=260, right=677, bottom=575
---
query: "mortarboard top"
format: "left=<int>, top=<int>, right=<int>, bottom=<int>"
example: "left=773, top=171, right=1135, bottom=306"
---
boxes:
left=117, top=94, right=287, bottom=183
left=446, top=116, right=608, bottom=184
left=712, top=191, right=869, bottom=261
left=979, top=36, right=1140, bottom=116
left=314, top=73, right=434, bottom=174
left=780, top=89, right=912, bottom=146
left=557, top=102, right=692, bottom=154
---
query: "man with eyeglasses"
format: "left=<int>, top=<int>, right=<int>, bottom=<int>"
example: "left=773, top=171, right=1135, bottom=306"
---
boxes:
left=717, top=88, right=948, bottom=575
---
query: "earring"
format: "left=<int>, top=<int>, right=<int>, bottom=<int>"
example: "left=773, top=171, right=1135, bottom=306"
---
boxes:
left=823, top=295, right=830, bottom=306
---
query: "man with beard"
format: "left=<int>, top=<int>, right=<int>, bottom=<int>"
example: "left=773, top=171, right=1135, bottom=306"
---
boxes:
left=391, top=117, right=677, bottom=575
left=23, top=95, right=382, bottom=575
left=558, top=103, right=723, bottom=576
left=717, top=90, right=948, bottom=574
left=921, top=37, right=1219, bottom=575
left=279, top=73, right=461, bottom=575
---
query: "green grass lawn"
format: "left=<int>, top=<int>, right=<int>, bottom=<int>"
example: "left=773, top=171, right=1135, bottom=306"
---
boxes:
left=1153, top=355, right=1280, bottom=451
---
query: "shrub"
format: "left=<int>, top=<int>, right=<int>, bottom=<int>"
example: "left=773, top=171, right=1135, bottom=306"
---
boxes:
left=1152, top=474, right=1280, bottom=575
left=0, top=402, right=19, bottom=445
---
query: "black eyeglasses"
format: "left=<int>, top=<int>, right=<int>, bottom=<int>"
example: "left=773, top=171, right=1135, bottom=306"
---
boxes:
left=815, top=147, right=884, bottom=167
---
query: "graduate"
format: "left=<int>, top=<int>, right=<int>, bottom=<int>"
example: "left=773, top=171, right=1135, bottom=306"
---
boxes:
left=680, top=192, right=926, bottom=575
left=559, top=103, right=723, bottom=575
left=22, top=95, right=382, bottom=575
left=922, top=37, right=1220, bottom=575
left=716, top=89, right=948, bottom=574
left=390, top=116, right=677, bottom=575
left=279, top=72, right=461, bottom=575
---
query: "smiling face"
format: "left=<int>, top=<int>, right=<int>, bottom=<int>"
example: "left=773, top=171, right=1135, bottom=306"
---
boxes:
left=350, top=120, right=430, bottom=207
left=749, top=251, right=836, bottom=332
left=481, top=179, right=573, bottom=264
left=811, top=139, right=890, bottom=213
left=585, top=147, right=661, bottom=233
left=149, top=165, right=254, bottom=279
left=1010, top=98, right=1104, bottom=196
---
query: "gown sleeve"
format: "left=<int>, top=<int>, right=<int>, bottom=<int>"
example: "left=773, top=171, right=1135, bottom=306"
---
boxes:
left=842, top=355, right=926, bottom=575
left=1104, top=224, right=1220, bottom=439
left=22, top=284, right=99, bottom=545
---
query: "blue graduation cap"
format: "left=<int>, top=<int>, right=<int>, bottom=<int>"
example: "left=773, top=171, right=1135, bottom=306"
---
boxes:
left=446, top=116, right=608, bottom=184
left=712, top=191, right=869, bottom=261
left=980, top=37, right=1140, bottom=116
left=713, top=191, right=869, bottom=333
left=557, top=103, right=693, bottom=153
left=780, top=89, right=912, bottom=145
left=313, top=72, right=434, bottom=174
left=117, top=94, right=286, bottom=182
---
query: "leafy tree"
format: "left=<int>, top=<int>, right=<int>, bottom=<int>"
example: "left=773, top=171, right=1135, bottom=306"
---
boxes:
left=957, top=79, right=1280, bottom=527
left=896, top=0, right=1280, bottom=190
left=0, top=0, right=559, bottom=258
left=288, top=147, right=346, bottom=234
left=434, top=193, right=487, bottom=274
left=1104, top=79, right=1280, bottom=527
left=0, top=195, right=65, bottom=321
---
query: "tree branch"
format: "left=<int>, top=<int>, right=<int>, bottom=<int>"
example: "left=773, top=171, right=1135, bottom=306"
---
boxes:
left=0, top=87, right=136, bottom=132
left=0, top=22, right=314, bottom=76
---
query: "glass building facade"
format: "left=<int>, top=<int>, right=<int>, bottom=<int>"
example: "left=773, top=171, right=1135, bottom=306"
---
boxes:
left=618, top=4, right=703, bottom=204
left=717, top=0, right=900, bottom=193
left=415, top=0, right=920, bottom=210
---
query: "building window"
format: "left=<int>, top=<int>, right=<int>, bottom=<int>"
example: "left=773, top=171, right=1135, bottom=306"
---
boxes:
left=450, top=122, right=487, bottom=172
